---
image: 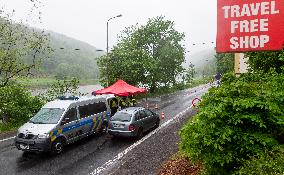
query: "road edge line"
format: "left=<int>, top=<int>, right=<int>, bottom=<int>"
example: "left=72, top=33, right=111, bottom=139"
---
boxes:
left=0, top=136, right=16, bottom=143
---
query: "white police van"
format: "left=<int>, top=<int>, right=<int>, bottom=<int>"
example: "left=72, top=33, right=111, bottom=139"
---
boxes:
left=15, top=95, right=114, bottom=155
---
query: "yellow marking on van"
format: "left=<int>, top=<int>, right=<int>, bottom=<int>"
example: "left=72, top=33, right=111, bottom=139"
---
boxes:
left=92, top=118, right=97, bottom=131
left=58, top=129, right=62, bottom=135
left=51, top=136, right=56, bottom=142
left=97, top=118, right=102, bottom=131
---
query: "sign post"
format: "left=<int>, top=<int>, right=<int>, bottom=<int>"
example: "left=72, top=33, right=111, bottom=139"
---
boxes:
left=217, top=0, right=284, bottom=53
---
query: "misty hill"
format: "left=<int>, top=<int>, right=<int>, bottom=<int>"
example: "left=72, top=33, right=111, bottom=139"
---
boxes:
left=185, top=48, right=217, bottom=77
left=40, top=31, right=104, bottom=79
left=0, top=16, right=103, bottom=80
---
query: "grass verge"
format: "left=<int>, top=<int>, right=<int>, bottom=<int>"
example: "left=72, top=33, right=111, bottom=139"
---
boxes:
left=16, top=77, right=99, bottom=88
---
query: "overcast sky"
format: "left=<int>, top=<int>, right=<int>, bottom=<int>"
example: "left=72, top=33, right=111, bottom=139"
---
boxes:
left=0, top=0, right=217, bottom=56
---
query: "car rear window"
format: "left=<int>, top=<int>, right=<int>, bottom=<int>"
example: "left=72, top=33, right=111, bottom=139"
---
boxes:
left=111, top=112, right=132, bottom=122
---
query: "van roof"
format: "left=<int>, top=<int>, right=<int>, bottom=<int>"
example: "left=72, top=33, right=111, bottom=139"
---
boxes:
left=42, top=94, right=115, bottom=110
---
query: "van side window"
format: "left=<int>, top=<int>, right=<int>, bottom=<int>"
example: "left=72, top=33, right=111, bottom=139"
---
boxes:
left=79, top=105, right=89, bottom=118
left=95, top=102, right=107, bottom=113
left=79, top=102, right=107, bottom=119
left=62, top=108, right=77, bottom=124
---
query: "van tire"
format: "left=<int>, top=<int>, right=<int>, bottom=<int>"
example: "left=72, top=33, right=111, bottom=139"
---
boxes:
left=98, top=122, right=108, bottom=134
left=51, top=138, right=65, bottom=155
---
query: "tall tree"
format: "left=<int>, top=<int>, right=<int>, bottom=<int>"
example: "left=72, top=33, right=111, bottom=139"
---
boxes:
left=0, top=10, right=51, bottom=87
left=185, top=62, right=195, bottom=85
left=98, top=16, right=185, bottom=92
left=215, top=53, right=234, bottom=74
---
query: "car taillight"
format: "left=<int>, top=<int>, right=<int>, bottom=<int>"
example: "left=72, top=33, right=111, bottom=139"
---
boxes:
left=129, top=124, right=135, bottom=131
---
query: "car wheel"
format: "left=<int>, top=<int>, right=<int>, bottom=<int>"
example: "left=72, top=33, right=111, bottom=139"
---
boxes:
left=136, top=128, right=143, bottom=139
left=154, top=119, right=160, bottom=129
left=51, top=138, right=65, bottom=155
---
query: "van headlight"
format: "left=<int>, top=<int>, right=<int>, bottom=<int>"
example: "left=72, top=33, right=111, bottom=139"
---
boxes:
left=38, top=133, right=50, bottom=139
left=16, top=130, right=20, bottom=137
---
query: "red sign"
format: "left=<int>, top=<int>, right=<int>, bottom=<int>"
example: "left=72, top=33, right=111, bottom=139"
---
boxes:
left=217, top=0, right=284, bottom=53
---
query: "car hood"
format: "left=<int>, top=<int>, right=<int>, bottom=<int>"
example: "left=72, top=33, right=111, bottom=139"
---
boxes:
left=18, top=122, right=57, bottom=135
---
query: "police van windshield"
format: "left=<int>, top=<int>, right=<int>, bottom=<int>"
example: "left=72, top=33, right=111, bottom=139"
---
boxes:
left=29, top=108, right=65, bottom=124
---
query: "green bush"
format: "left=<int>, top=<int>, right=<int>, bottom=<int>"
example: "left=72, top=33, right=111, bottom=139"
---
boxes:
left=236, top=146, right=284, bottom=175
left=0, top=85, right=44, bottom=126
left=180, top=72, right=284, bottom=174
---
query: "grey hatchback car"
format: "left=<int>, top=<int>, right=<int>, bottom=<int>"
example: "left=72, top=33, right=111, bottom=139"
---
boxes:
left=108, top=107, right=160, bottom=138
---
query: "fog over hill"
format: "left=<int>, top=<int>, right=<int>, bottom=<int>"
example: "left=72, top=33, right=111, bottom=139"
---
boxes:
left=40, top=31, right=104, bottom=79
left=184, top=48, right=217, bottom=77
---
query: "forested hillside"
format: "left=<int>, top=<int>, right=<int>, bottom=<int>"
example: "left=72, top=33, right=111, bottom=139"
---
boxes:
left=38, top=31, right=103, bottom=79
left=184, top=49, right=216, bottom=78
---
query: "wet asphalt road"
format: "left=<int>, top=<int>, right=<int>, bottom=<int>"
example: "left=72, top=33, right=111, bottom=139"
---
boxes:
left=0, top=85, right=208, bottom=175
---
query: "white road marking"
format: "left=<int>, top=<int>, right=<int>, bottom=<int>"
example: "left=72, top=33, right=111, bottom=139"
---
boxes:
left=89, top=103, right=195, bottom=175
left=0, top=136, right=16, bottom=143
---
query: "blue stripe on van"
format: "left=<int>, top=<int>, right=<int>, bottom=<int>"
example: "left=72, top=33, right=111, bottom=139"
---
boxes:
left=61, top=112, right=110, bottom=134
left=52, top=130, right=58, bottom=136
left=62, top=118, right=93, bottom=133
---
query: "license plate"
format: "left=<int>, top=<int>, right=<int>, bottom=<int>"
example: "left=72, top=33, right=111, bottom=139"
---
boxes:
left=114, top=124, right=124, bottom=128
left=20, top=144, right=29, bottom=150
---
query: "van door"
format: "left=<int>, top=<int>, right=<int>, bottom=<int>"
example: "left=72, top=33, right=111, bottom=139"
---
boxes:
left=79, top=104, right=96, bottom=136
left=60, top=108, right=80, bottom=143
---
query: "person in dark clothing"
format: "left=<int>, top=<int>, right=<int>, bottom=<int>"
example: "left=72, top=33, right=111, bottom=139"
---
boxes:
left=215, top=73, right=222, bottom=87
left=110, top=99, right=118, bottom=116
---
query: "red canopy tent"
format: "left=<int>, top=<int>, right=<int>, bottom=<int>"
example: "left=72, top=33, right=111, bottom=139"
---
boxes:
left=92, top=80, right=147, bottom=96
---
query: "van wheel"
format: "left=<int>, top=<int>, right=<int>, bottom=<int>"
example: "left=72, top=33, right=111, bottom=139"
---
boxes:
left=22, top=151, right=31, bottom=158
left=98, top=122, right=108, bottom=134
left=51, top=138, right=65, bottom=155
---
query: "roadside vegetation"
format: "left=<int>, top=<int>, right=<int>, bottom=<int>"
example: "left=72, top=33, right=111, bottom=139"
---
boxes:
left=180, top=49, right=284, bottom=174
left=0, top=4, right=81, bottom=133
left=17, top=77, right=98, bottom=88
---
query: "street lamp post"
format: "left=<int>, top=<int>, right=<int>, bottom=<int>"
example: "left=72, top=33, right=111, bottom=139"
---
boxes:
left=107, top=14, right=122, bottom=54
left=106, top=14, right=122, bottom=86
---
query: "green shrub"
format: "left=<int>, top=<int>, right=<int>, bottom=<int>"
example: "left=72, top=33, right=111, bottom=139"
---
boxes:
left=0, top=85, right=44, bottom=126
left=236, top=146, right=284, bottom=175
left=180, top=72, right=284, bottom=174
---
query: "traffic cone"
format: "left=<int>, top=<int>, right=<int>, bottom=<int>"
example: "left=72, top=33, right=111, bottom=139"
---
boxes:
left=161, top=112, right=165, bottom=120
